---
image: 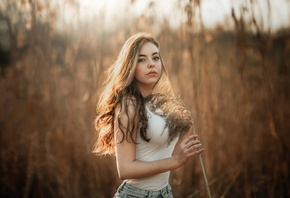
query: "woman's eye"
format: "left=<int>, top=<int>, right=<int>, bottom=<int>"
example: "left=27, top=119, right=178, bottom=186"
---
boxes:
left=153, top=56, right=160, bottom=61
left=138, top=59, right=145, bottom=62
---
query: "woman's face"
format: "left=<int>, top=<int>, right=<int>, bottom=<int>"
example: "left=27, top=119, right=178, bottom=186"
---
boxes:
left=134, top=42, right=162, bottom=93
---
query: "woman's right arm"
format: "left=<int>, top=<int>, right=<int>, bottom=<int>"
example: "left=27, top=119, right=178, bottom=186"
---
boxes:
left=114, top=102, right=204, bottom=180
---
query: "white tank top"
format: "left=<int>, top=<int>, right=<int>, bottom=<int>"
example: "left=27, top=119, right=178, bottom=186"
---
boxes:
left=126, top=106, right=179, bottom=191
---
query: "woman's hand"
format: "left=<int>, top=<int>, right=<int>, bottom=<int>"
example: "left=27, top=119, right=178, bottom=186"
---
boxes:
left=173, top=134, right=205, bottom=166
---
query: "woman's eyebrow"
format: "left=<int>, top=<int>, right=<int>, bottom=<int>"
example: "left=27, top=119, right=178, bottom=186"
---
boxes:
left=138, top=52, right=159, bottom=57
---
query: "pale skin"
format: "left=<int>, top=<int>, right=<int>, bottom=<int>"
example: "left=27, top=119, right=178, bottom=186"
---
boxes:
left=114, top=42, right=205, bottom=180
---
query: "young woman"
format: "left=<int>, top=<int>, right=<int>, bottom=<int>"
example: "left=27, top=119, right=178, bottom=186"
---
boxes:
left=93, top=33, right=205, bottom=198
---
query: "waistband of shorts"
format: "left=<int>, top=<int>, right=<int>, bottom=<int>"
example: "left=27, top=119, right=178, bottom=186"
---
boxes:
left=119, top=182, right=172, bottom=196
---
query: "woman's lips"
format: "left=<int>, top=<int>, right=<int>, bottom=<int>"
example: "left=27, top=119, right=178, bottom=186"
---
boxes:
left=147, top=71, right=157, bottom=76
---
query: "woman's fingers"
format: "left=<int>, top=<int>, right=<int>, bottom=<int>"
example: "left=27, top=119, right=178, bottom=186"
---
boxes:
left=187, top=148, right=205, bottom=157
left=174, top=135, right=205, bottom=166
left=183, top=136, right=201, bottom=148
left=183, top=142, right=200, bottom=152
left=183, top=134, right=198, bottom=144
left=181, top=134, right=205, bottom=157
left=185, top=139, right=200, bottom=148
left=184, top=144, right=203, bottom=155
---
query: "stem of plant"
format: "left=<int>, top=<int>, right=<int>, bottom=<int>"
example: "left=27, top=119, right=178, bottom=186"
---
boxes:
left=193, top=126, right=212, bottom=198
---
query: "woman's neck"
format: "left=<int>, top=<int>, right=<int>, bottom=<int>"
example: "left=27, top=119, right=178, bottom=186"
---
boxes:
left=137, top=85, right=153, bottom=98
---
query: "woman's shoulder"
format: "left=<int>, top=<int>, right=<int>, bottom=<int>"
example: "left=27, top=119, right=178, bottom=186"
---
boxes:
left=144, top=93, right=175, bottom=103
left=121, top=96, right=138, bottom=106
left=116, top=96, right=138, bottom=115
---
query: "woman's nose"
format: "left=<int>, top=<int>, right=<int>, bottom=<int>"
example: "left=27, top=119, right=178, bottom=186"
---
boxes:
left=148, top=59, right=155, bottom=68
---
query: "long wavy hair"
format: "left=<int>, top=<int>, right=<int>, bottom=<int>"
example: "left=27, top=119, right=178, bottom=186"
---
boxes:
left=93, top=33, right=174, bottom=156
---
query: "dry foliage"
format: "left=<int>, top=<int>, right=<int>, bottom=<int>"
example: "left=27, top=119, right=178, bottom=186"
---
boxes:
left=0, top=0, right=289, bottom=197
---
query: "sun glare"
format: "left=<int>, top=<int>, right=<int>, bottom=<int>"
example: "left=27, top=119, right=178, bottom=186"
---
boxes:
left=79, top=0, right=105, bottom=10
left=58, top=0, right=289, bottom=32
left=78, top=0, right=119, bottom=17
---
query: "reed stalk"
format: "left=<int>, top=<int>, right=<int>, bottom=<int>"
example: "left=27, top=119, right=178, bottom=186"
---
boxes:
left=193, top=126, right=212, bottom=198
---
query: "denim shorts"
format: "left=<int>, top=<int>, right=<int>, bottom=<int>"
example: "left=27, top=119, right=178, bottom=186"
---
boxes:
left=113, top=182, right=174, bottom=198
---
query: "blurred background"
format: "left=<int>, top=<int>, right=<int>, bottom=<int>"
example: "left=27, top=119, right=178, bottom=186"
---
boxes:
left=0, top=0, right=289, bottom=197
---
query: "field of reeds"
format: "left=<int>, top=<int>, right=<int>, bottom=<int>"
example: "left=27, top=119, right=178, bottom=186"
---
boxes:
left=1, top=0, right=289, bottom=197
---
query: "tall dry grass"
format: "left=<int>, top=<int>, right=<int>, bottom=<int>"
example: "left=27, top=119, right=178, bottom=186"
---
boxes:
left=0, top=0, right=289, bottom=197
